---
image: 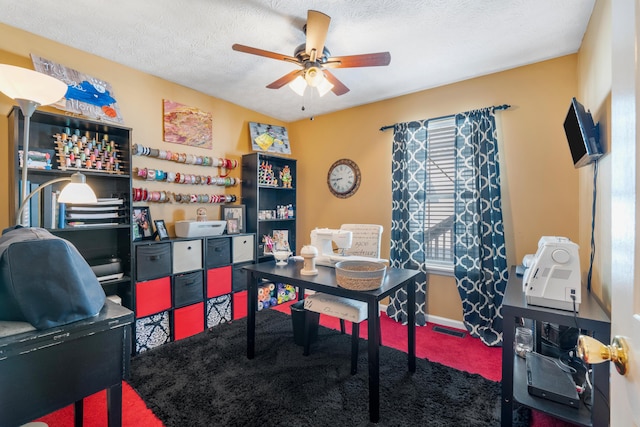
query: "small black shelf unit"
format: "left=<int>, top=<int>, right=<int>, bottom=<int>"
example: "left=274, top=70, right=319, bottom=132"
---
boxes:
left=501, top=266, right=611, bottom=427
left=7, top=106, right=133, bottom=306
left=242, top=152, right=297, bottom=262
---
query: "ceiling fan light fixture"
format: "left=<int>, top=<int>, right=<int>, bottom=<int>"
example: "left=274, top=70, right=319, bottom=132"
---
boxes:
left=304, top=66, right=324, bottom=87
left=289, top=75, right=307, bottom=96
left=233, top=10, right=391, bottom=99
left=317, top=75, right=334, bottom=97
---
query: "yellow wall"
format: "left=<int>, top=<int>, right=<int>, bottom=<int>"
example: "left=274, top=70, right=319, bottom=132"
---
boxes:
left=576, top=0, right=612, bottom=311
left=1, top=23, right=584, bottom=322
left=290, top=55, right=580, bottom=321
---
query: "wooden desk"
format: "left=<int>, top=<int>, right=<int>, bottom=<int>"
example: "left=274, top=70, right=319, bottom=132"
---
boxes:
left=243, top=260, right=420, bottom=423
left=501, top=266, right=610, bottom=427
left=0, top=300, right=133, bottom=427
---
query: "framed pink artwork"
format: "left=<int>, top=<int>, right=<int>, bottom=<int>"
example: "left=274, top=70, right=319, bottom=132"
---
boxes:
left=163, top=99, right=213, bottom=149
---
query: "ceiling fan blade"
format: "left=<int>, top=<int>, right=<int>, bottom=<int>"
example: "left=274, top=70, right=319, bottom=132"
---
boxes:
left=266, top=69, right=303, bottom=89
left=323, top=70, right=350, bottom=96
left=305, top=10, right=331, bottom=61
left=232, top=44, right=299, bottom=64
left=323, top=52, right=391, bottom=69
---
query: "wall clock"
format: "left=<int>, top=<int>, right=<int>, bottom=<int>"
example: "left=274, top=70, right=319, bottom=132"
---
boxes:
left=327, top=158, right=361, bottom=198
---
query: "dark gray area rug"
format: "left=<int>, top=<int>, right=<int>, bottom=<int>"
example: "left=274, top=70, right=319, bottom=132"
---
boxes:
left=129, top=309, right=527, bottom=426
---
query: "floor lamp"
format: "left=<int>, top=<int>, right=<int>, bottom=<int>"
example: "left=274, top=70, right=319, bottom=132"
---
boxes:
left=0, top=64, right=97, bottom=226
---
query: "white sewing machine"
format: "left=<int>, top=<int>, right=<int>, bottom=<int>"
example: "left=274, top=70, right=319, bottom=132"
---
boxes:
left=522, top=236, right=581, bottom=311
left=309, top=228, right=386, bottom=267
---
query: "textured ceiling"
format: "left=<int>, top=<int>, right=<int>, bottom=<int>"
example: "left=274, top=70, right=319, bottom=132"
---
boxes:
left=0, top=0, right=594, bottom=122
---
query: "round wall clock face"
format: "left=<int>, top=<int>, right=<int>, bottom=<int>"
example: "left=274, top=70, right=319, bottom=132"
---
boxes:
left=327, top=158, right=361, bottom=198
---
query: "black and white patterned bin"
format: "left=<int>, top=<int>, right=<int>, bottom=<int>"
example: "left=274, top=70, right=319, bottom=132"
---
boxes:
left=206, top=294, right=232, bottom=328
left=135, top=310, right=170, bottom=353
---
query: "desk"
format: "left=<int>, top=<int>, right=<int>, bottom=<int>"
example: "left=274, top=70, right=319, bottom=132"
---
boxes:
left=0, top=300, right=133, bottom=427
left=243, top=260, right=419, bottom=423
left=501, top=266, right=610, bottom=427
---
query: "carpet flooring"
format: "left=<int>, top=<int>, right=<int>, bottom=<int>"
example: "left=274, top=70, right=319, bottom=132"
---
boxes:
left=128, top=309, right=516, bottom=427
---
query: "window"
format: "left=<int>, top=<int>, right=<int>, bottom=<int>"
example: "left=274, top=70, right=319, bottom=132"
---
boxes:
left=424, top=117, right=455, bottom=269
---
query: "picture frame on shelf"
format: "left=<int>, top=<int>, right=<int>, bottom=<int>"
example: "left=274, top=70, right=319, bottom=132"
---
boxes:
left=221, top=204, right=245, bottom=233
left=154, top=219, right=169, bottom=240
left=132, top=221, right=142, bottom=241
left=133, top=206, right=154, bottom=241
left=272, top=229, right=290, bottom=251
left=226, top=218, right=239, bottom=234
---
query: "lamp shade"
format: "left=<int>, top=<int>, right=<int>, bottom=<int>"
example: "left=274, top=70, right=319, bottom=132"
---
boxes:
left=0, top=64, right=67, bottom=106
left=289, top=76, right=307, bottom=96
left=317, top=76, right=334, bottom=97
left=57, top=173, right=98, bottom=204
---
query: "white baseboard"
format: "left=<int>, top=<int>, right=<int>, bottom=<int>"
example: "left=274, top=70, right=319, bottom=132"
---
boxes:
left=424, top=314, right=466, bottom=331
left=378, top=303, right=466, bottom=331
left=303, top=292, right=467, bottom=332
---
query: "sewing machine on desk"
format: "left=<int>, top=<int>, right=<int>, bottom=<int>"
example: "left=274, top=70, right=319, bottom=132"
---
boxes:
left=309, top=227, right=387, bottom=267
left=521, top=236, right=581, bottom=311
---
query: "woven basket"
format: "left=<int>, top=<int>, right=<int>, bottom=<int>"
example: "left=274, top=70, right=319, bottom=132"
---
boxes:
left=335, top=260, right=386, bottom=291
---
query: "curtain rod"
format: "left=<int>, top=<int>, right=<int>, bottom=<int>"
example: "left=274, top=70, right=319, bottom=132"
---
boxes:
left=379, top=104, right=511, bottom=132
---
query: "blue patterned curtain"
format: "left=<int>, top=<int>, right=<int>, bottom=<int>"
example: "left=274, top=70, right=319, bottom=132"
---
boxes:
left=454, top=107, right=508, bottom=346
left=386, top=121, right=428, bottom=326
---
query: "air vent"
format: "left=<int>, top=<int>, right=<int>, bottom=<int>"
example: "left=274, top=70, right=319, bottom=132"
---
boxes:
left=432, top=325, right=466, bottom=338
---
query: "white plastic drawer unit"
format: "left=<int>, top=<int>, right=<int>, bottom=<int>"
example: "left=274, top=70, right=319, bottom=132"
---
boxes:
left=232, top=235, right=254, bottom=264
left=172, top=239, right=203, bottom=273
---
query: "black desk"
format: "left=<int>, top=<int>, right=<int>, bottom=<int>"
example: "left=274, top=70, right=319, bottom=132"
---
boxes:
left=0, top=300, right=133, bottom=427
left=501, top=266, right=610, bottom=427
left=243, top=260, right=419, bottom=423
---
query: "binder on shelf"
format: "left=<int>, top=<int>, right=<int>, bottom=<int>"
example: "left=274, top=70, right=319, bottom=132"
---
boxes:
left=51, top=191, right=59, bottom=229
left=58, top=203, right=66, bottom=229
left=29, top=182, right=40, bottom=227
left=42, top=185, right=53, bottom=229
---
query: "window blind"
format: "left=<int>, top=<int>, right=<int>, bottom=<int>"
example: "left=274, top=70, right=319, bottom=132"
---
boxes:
left=424, top=117, right=455, bottom=265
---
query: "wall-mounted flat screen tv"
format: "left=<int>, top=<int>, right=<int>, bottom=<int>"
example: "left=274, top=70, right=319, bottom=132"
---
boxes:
left=563, top=97, right=603, bottom=168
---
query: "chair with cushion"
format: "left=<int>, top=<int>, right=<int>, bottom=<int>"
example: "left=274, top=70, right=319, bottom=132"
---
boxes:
left=302, top=224, right=383, bottom=375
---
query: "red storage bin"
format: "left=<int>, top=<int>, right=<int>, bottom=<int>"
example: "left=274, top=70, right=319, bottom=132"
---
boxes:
left=173, top=302, right=204, bottom=340
left=135, top=276, right=171, bottom=318
left=207, top=266, right=232, bottom=298
left=233, top=290, right=248, bottom=320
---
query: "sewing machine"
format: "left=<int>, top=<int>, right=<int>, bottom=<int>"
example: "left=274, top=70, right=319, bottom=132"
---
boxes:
left=522, top=236, right=581, bottom=311
left=309, top=228, right=386, bottom=267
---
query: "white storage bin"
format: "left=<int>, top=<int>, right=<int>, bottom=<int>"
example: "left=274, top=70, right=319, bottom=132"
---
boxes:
left=232, top=235, right=254, bottom=264
left=173, top=240, right=203, bottom=273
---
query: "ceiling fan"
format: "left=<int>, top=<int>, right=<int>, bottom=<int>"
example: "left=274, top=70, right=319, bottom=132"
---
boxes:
left=232, top=10, right=391, bottom=96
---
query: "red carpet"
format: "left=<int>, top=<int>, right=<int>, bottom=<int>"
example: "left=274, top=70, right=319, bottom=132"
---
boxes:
left=35, top=301, right=576, bottom=426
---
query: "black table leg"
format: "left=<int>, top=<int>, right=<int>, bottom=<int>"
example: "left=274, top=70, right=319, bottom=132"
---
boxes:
left=74, top=400, right=83, bottom=427
left=106, top=382, right=123, bottom=427
left=501, top=311, right=515, bottom=427
left=247, top=272, right=257, bottom=359
left=367, top=299, right=380, bottom=423
left=407, top=279, right=416, bottom=372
